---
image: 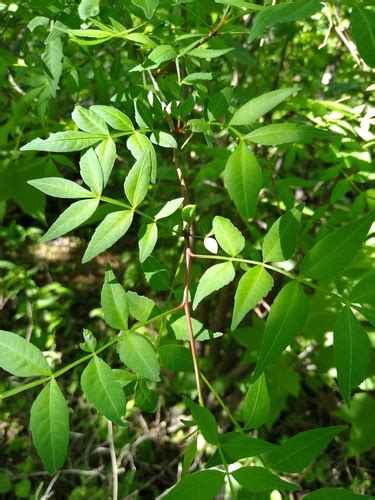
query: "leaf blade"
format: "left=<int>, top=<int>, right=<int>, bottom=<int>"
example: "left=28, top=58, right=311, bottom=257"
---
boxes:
left=30, top=380, right=69, bottom=474
left=0, top=330, right=51, bottom=377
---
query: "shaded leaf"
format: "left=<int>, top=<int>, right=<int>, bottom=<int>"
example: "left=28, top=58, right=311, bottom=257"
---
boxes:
left=351, top=7, right=375, bottom=68
left=333, top=306, right=370, bottom=405
left=160, top=344, right=193, bottom=372
left=245, top=123, right=335, bottom=145
left=263, top=426, right=346, bottom=473
left=164, top=470, right=225, bottom=500
left=305, top=487, right=374, bottom=500
left=248, top=0, right=322, bottom=42
left=253, top=281, right=310, bottom=381
left=244, top=373, right=270, bottom=429
left=183, top=397, right=219, bottom=445
left=301, top=213, right=374, bottom=281
left=262, top=206, right=302, bottom=262
left=231, top=466, right=300, bottom=492
left=207, top=432, right=277, bottom=467
left=350, top=274, right=375, bottom=305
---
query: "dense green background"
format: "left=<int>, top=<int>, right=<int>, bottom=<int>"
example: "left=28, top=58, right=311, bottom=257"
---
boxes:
left=0, top=0, right=374, bottom=498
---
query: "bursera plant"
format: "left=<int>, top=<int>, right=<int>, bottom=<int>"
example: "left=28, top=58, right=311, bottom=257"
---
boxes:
left=1, top=0, right=374, bottom=498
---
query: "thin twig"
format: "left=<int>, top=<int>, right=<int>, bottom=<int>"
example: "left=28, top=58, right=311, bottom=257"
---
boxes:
left=107, top=420, right=118, bottom=500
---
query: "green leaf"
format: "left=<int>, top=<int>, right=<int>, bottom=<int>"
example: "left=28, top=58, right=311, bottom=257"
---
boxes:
left=183, top=397, right=219, bottom=445
left=207, top=432, right=277, bottom=467
left=229, top=88, right=295, bottom=126
left=305, top=488, right=374, bottom=500
left=71, top=106, right=109, bottom=135
left=253, top=281, right=310, bottom=381
left=243, top=373, right=270, bottom=429
left=127, top=291, right=157, bottom=323
left=263, top=426, right=346, bottom=473
left=351, top=7, right=375, bottom=68
left=95, top=138, right=116, bottom=187
left=231, top=466, right=300, bottom=492
left=124, top=152, right=151, bottom=207
left=82, top=209, right=133, bottom=263
left=231, top=266, right=274, bottom=330
left=223, top=142, right=262, bottom=221
left=131, top=0, right=159, bottom=19
left=188, top=48, right=234, bottom=59
left=41, top=198, right=99, bottom=243
left=212, top=216, right=245, bottom=257
left=42, top=37, right=63, bottom=98
left=160, top=344, right=194, bottom=372
left=245, top=123, right=335, bottom=145
left=27, top=178, right=92, bottom=199
left=181, top=72, right=213, bottom=85
left=248, top=0, right=322, bottom=42
left=79, top=148, right=103, bottom=195
left=350, top=274, right=375, bottom=305
left=148, top=44, right=176, bottom=65
left=208, top=87, right=233, bottom=120
left=164, top=470, right=225, bottom=500
left=334, top=393, right=375, bottom=457
left=262, top=206, right=302, bottom=262
left=333, top=306, right=370, bottom=405
left=192, top=261, right=235, bottom=310
left=143, top=256, right=170, bottom=291
left=0, top=330, right=51, bottom=377
left=150, top=131, right=177, bottom=148
left=168, top=316, right=223, bottom=342
left=78, top=0, right=100, bottom=19
left=81, top=356, right=126, bottom=426
left=182, top=438, right=197, bottom=478
left=154, top=198, right=184, bottom=220
left=118, top=332, right=160, bottom=382
left=300, top=213, right=374, bottom=281
left=101, top=266, right=129, bottom=330
left=30, top=380, right=69, bottom=474
left=135, top=379, right=158, bottom=412
left=90, top=105, right=134, bottom=131
left=21, top=131, right=107, bottom=152
left=139, top=223, right=158, bottom=263
left=127, top=132, right=157, bottom=183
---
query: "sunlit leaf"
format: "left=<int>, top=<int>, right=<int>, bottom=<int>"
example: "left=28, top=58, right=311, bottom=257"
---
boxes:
left=30, top=380, right=69, bottom=474
left=0, top=330, right=51, bottom=377
left=81, top=356, right=126, bottom=426
left=253, top=281, right=310, bottom=381
left=231, top=266, right=274, bottom=330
